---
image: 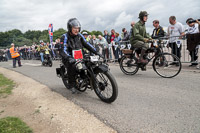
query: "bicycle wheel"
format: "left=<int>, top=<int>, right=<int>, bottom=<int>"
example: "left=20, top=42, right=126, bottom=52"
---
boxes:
left=120, top=55, right=139, bottom=75
left=153, top=53, right=182, bottom=78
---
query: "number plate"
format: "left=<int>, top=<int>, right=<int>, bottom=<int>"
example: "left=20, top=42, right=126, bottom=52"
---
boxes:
left=90, top=55, right=99, bottom=62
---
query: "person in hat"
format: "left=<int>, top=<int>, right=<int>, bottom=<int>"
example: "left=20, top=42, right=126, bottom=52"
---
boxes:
left=186, top=18, right=200, bottom=66
left=130, top=11, right=151, bottom=64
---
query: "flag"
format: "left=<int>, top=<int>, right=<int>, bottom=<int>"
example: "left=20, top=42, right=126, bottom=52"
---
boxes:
left=48, top=24, right=53, bottom=48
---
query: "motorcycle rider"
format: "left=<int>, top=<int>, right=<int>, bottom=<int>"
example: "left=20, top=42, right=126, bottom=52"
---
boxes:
left=130, top=11, right=152, bottom=63
left=59, top=18, right=102, bottom=93
left=37, top=40, right=49, bottom=64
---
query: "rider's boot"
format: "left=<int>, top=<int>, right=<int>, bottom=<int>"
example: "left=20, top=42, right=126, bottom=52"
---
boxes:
left=138, top=49, right=148, bottom=64
left=69, top=82, right=77, bottom=94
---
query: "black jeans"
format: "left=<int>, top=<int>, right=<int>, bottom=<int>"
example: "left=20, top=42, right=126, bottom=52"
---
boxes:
left=63, top=60, right=76, bottom=87
left=169, top=42, right=182, bottom=60
left=13, top=56, right=21, bottom=67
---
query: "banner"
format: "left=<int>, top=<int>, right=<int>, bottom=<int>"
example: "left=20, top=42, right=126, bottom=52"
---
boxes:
left=48, top=24, right=53, bottom=48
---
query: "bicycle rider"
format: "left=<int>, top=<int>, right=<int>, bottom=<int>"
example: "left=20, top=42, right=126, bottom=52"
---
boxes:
left=130, top=11, right=152, bottom=64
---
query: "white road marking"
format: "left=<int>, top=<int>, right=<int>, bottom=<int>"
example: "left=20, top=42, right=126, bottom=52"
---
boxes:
left=24, top=63, right=41, bottom=66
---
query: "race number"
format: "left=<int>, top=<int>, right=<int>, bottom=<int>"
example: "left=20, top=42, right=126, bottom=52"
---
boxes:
left=73, top=49, right=83, bottom=60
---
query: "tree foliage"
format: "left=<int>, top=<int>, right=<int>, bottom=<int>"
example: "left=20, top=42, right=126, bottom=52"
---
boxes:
left=0, top=28, right=101, bottom=48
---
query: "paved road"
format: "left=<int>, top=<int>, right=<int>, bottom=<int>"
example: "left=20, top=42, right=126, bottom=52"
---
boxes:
left=1, top=60, right=200, bottom=133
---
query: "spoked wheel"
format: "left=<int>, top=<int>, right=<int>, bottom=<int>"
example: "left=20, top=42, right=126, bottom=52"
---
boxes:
left=93, top=71, right=118, bottom=103
left=120, top=55, right=139, bottom=75
left=153, top=53, right=182, bottom=78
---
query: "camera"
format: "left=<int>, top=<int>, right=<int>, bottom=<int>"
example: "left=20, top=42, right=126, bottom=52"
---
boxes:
left=188, top=19, right=200, bottom=24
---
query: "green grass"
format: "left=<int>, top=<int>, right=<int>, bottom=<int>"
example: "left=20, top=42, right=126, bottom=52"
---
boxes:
left=0, top=74, right=15, bottom=97
left=0, top=117, right=33, bottom=133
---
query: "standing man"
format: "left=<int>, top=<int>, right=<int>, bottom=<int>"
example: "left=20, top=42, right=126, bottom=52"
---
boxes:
left=98, top=35, right=109, bottom=59
left=122, top=28, right=129, bottom=41
left=110, top=29, right=116, bottom=56
left=152, top=20, right=165, bottom=39
left=186, top=18, right=200, bottom=66
left=10, top=43, right=22, bottom=68
left=130, top=11, right=151, bottom=63
left=103, top=30, right=112, bottom=60
left=167, top=16, right=184, bottom=65
left=129, top=21, right=135, bottom=39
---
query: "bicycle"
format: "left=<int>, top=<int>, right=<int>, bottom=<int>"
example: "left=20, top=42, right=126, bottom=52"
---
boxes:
left=119, top=38, right=182, bottom=78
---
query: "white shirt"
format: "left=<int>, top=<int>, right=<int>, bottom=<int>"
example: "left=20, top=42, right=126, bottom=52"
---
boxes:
left=168, top=22, right=184, bottom=43
left=187, top=23, right=199, bottom=34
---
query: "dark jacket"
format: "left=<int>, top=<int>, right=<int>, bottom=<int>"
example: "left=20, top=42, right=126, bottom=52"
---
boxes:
left=186, top=33, right=200, bottom=51
left=103, top=34, right=111, bottom=44
left=122, top=31, right=130, bottom=41
left=60, top=32, right=97, bottom=60
left=151, top=25, right=165, bottom=39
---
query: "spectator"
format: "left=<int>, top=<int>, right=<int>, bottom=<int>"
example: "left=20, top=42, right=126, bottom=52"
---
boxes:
left=82, top=32, right=90, bottom=53
left=186, top=18, right=200, bottom=66
left=129, top=21, right=135, bottom=39
left=88, top=35, right=92, bottom=42
left=103, top=30, right=111, bottom=44
left=167, top=16, right=184, bottom=65
left=89, top=35, right=100, bottom=52
left=114, top=32, right=122, bottom=61
left=152, top=20, right=165, bottom=39
left=103, top=30, right=112, bottom=60
left=98, top=35, right=109, bottom=59
left=55, top=39, right=61, bottom=58
left=122, top=28, right=129, bottom=41
left=110, top=29, right=116, bottom=58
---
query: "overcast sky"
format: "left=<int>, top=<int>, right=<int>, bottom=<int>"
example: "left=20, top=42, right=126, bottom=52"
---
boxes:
left=0, top=0, right=199, bottom=35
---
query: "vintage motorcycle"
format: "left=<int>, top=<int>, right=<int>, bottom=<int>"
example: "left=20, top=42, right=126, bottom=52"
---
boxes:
left=42, top=49, right=53, bottom=67
left=56, top=54, right=118, bottom=103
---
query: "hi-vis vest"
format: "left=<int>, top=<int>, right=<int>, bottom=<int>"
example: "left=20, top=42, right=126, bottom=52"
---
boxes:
left=10, top=47, right=20, bottom=58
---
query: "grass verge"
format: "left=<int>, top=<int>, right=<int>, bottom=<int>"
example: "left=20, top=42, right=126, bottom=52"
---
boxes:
left=0, top=117, right=33, bottom=133
left=0, top=74, right=15, bottom=97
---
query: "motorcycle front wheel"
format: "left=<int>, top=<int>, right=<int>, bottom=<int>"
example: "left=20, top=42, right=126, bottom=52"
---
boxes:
left=48, top=59, right=53, bottom=67
left=93, top=71, right=118, bottom=103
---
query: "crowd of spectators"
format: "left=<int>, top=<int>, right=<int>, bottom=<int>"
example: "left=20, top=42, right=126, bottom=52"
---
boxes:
left=1, top=15, right=200, bottom=69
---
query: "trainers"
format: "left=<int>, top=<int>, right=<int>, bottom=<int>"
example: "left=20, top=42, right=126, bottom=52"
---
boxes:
left=169, top=62, right=176, bottom=65
left=19, top=65, right=22, bottom=67
left=13, top=66, right=16, bottom=68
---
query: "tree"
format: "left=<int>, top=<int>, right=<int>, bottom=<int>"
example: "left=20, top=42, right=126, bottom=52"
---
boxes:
left=90, top=30, right=103, bottom=37
left=13, top=37, right=32, bottom=47
left=53, top=28, right=67, bottom=41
